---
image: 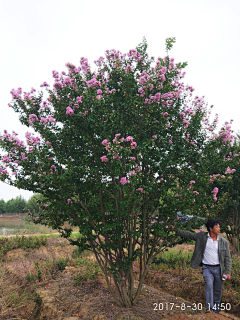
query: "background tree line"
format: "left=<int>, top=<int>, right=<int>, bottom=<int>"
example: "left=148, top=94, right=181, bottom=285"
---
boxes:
left=0, top=194, right=45, bottom=214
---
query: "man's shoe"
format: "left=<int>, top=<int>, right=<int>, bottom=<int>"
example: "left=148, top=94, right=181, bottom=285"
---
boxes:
left=206, top=310, right=212, bottom=313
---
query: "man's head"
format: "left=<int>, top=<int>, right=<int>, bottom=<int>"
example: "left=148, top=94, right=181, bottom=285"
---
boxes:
left=205, top=219, right=220, bottom=234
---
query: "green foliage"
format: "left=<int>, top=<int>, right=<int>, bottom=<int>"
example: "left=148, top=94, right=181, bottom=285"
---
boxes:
left=165, top=37, right=176, bottom=53
left=24, top=193, right=46, bottom=215
left=72, top=247, right=90, bottom=259
left=34, top=261, right=42, bottom=280
left=33, top=294, right=42, bottom=305
left=56, top=256, right=69, bottom=271
left=24, top=215, right=32, bottom=222
left=25, top=271, right=35, bottom=282
left=73, top=258, right=100, bottom=284
left=36, top=269, right=42, bottom=280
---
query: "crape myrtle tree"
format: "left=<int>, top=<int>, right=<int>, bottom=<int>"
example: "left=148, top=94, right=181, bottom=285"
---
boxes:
left=208, top=135, right=240, bottom=253
left=0, top=37, right=235, bottom=307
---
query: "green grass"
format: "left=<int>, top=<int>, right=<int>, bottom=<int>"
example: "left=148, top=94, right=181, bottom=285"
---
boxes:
left=151, top=248, right=193, bottom=269
left=73, top=257, right=101, bottom=284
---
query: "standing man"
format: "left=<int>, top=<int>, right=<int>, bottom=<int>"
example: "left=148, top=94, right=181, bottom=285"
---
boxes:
left=171, top=219, right=231, bottom=314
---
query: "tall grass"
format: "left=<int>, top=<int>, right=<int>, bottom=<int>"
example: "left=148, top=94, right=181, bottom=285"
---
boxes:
left=0, top=232, right=82, bottom=260
left=151, top=248, right=193, bottom=270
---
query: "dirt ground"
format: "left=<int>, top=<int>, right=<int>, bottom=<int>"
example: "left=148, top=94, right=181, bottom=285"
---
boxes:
left=1, top=236, right=239, bottom=320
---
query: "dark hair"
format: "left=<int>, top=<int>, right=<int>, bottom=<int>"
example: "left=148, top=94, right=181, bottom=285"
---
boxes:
left=205, top=219, right=220, bottom=232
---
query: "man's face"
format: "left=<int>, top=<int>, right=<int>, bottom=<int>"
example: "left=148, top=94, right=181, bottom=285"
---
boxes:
left=210, top=223, right=220, bottom=235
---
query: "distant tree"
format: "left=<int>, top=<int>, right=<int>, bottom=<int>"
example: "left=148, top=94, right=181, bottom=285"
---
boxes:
left=0, top=199, right=5, bottom=213
left=4, top=195, right=26, bottom=214
left=25, top=193, right=46, bottom=215
left=4, top=198, right=14, bottom=213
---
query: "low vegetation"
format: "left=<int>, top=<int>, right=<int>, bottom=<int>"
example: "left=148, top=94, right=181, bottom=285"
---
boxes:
left=0, top=233, right=239, bottom=319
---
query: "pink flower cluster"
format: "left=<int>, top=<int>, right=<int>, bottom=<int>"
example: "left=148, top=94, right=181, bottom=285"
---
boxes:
left=125, top=65, right=132, bottom=74
left=76, top=96, right=83, bottom=103
left=152, top=92, right=161, bottom=103
left=10, top=87, right=23, bottom=101
left=0, top=167, right=9, bottom=175
left=211, top=187, right=219, bottom=202
left=29, top=114, right=39, bottom=124
left=183, top=119, right=190, bottom=128
left=25, top=132, right=41, bottom=147
left=225, top=166, right=236, bottom=174
left=66, top=107, right=74, bottom=115
left=139, top=70, right=150, bottom=85
left=21, top=152, right=28, bottom=160
left=86, top=77, right=99, bottom=88
left=80, top=57, right=90, bottom=74
left=120, top=177, right=129, bottom=185
left=52, top=70, right=59, bottom=79
left=0, top=131, right=26, bottom=156
left=102, top=139, right=109, bottom=147
left=101, top=134, right=138, bottom=163
left=138, top=87, right=145, bottom=96
left=1, top=155, right=11, bottom=163
left=40, top=82, right=50, bottom=87
left=129, top=170, right=136, bottom=176
left=218, top=124, right=235, bottom=144
left=113, top=155, right=120, bottom=160
left=209, top=173, right=227, bottom=182
left=101, top=155, right=108, bottom=162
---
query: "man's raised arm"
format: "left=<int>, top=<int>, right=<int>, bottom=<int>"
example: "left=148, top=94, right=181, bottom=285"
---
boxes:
left=171, top=225, right=198, bottom=241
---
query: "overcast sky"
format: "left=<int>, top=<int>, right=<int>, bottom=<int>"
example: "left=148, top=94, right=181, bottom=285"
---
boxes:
left=0, top=0, right=239, bottom=202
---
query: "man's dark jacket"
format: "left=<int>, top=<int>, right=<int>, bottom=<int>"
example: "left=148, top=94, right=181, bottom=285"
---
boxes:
left=176, top=230, right=231, bottom=276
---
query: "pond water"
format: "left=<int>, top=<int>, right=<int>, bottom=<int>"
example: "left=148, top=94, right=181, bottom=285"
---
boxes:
left=0, top=215, right=78, bottom=236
